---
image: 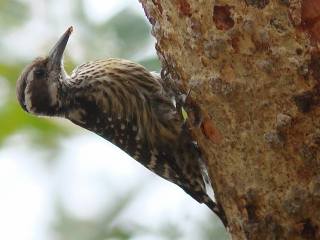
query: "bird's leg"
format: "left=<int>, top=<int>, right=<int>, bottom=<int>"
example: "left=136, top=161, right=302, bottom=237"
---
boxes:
left=178, top=88, right=204, bottom=128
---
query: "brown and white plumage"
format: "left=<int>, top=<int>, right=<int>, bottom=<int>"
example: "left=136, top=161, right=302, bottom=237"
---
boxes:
left=16, top=27, right=227, bottom=226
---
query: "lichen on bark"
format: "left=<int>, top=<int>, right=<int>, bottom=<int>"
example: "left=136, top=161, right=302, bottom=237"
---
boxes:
left=139, top=0, right=320, bottom=239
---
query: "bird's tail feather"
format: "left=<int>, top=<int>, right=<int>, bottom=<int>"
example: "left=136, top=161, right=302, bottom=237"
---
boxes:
left=203, top=194, right=228, bottom=227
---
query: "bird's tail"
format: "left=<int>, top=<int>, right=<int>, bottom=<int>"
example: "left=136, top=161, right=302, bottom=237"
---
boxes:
left=202, top=194, right=228, bottom=227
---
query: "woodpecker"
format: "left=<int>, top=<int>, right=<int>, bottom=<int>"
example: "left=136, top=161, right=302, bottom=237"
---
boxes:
left=16, top=27, right=227, bottom=226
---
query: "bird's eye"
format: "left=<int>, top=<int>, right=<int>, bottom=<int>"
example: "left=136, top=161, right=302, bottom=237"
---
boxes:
left=34, top=68, right=46, bottom=78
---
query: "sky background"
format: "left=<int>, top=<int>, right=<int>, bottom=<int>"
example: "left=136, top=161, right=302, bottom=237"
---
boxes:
left=0, top=0, right=228, bottom=239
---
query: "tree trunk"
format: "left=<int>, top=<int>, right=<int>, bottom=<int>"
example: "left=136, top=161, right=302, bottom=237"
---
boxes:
left=139, top=0, right=320, bottom=239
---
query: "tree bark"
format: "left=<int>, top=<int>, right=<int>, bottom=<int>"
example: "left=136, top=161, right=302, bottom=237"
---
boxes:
left=139, top=0, right=320, bottom=239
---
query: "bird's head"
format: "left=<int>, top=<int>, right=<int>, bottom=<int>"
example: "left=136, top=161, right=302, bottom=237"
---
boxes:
left=16, top=26, right=73, bottom=116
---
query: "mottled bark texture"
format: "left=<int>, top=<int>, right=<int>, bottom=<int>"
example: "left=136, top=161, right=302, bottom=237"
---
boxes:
left=139, top=0, right=320, bottom=239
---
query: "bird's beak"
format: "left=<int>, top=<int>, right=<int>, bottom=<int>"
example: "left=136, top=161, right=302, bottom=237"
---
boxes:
left=48, top=26, right=73, bottom=69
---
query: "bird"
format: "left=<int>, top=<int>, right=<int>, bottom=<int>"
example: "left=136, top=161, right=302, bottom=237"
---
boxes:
left=16, top=27, right=227, bottom=226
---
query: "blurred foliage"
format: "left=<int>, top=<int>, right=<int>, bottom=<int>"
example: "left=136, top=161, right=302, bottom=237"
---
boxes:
left=74, top=0, right=159, bottom=61
left=54, top=190, right=138, bottom=240
left=98, top=8, right=151, bottom=58
left=54, top=187, right=185, bottom=240
left=139, top=57, right=161, bottom=72
left=0, top=0, right=29, bottom=30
